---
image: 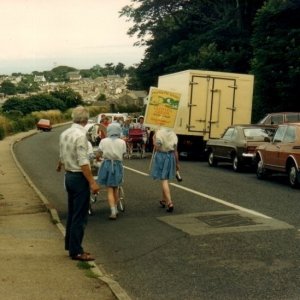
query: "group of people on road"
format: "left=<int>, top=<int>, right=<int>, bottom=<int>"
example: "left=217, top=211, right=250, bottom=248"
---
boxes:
left=57, top=106, right=180, bottom=261
left=89, top=113, right=151, bottom=156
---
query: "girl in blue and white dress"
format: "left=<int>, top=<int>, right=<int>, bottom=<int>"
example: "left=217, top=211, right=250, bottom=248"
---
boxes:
left=97, top=123, right=126, bottom=220
left=151, top=128, right=179, bottom=212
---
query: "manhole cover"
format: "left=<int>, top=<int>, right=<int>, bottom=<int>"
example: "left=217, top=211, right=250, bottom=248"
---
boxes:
left=157, top=210, right=294, bottom=236
left=197, top=214, right=258, bottom=227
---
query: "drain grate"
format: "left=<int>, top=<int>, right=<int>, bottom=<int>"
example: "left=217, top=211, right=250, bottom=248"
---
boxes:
left=197, top=213, right=258, bottom=228
left=158, top=210, right=294, bottom=236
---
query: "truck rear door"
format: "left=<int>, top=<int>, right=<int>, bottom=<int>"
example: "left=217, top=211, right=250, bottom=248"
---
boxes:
left=189, top=75, right=236, bottom=139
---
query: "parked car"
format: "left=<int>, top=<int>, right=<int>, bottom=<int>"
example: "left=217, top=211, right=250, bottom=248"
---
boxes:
left=257, top=112, right=300, bottom=125
left=254, top=123, right=300, bottom=188
left=205, top=125, right=275, bottom=172
left=36, top=119, right=52, bottom=131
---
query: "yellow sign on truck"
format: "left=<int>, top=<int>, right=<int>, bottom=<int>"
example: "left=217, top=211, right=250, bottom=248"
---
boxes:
left=157, top=69, right=254, bottom=158
left=145, top=87, right=181, bottom=129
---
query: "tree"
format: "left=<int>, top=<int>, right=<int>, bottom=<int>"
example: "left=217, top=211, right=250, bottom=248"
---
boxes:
left=104, top=63, right=115, bottom=75
left=0, top=80, right=17, bottom=95
left=2, top=97, right=25, bottom=113
left=91, top=64, right=104, bottom=77
left=26, top=94, right=66, bottom=114
left=43, top=65, right=77, bottom=82
left=50, top=88, right=83, bottom=109
left=97, top=93, right=106, bottom=101
left=16, top=76, right=40, bottom=94
left=2, top=94, right=66, bottom=115
left=120, top=0, right=264, bottom=89
left=80, top=69, right=94, bottom=78
left=115, top=63, right=126, bottom=76
left=251, top=0, right=300, bottom=121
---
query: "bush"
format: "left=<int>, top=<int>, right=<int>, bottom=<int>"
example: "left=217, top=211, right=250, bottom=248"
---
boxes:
left=0, top=115, right=10, bottom=139
left=10, top=117, right=34, bottom=133
left=31, top=109, right=64, bottom=125
left=0, top=105, right=107, bottom=138
left=21, top=115, right=36, bottom=131
left=87, top=105, right=108, bottom=118
left=117, top=104, right=141, bottom=113
left=0, top=125, right=5, bottom=140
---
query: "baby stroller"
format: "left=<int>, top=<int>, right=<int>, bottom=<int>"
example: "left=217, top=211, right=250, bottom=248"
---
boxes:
left=86, top=124, right=100, bottom=146
left=127, top=128, right=147, bottom=159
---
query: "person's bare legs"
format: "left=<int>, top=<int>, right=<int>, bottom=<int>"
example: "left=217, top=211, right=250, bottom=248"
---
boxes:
left=141, top=143, right=146, bottom=158
left=161, top=180, right=173, bottom=212
left=113, top=187, right=119, bottom=214
left=127, top=141, right=133, bottom=158
left=107, top=187, right=118, bottom=219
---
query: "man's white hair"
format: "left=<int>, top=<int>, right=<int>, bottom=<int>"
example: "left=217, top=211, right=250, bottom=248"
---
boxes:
left=72, top=106, right=89, bottom=124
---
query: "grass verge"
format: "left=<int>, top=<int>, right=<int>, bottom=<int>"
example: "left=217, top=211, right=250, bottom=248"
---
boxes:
left=77, top=261, right=99, bottom=279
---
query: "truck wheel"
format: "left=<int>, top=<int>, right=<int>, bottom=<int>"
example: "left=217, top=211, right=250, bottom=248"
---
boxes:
left=288, top=163, right=300, bottom=188
left=256, top=159, right=267, bottom=180
left=232, top=155, right=241, bottom=172
left=208, top=151, right=218, bottom=167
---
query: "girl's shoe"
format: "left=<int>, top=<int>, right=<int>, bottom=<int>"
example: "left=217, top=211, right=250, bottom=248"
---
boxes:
left=159, top=200, right=166, bottom=208
left=109, top=214, right=117, bottom=220
left=166, top=202, right=174, bottom=213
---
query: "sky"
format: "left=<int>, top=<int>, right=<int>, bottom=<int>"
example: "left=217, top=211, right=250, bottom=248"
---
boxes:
left=0, top=0, right=145, bottom=75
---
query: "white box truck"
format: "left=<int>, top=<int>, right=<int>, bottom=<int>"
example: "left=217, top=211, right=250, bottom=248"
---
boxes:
left=157, top=69, right=254, bottom=158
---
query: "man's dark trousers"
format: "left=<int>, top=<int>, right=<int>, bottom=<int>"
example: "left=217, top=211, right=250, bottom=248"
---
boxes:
left=64, top=171, right=90, bottom=257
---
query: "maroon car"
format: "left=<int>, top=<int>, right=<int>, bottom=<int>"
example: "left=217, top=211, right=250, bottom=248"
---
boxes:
left=255, top=123, right=300, bottom=188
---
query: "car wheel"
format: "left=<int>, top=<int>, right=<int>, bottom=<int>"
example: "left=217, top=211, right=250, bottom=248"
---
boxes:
left=256, top=159, right=267, bottom=179
left=208, top=151, right=218, bottom=167
left=232, top=154, right=241, bottom=172
left=288, top=163, right=300, bottom=188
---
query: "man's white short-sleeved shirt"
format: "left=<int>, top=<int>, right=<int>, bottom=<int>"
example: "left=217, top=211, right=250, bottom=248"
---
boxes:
left=59, top=123, right=90, bottom=171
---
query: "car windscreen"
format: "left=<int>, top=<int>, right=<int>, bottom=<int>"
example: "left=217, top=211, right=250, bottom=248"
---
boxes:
left=243, top=128, right=270, bottom=140
left=38, top=119, right=50, bottom=124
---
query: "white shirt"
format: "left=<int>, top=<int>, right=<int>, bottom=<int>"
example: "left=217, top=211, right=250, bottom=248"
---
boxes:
left=59, top=123, right=90, bottom=172
left=98, top=137, right=126, bottom=160
left=155, top=129, right=178, bottom=152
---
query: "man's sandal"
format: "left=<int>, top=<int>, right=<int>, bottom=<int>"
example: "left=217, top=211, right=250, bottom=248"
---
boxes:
left=71, top=253, right=95, bottom=261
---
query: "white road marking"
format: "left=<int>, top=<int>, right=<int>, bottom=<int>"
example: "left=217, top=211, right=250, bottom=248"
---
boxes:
left=170, top=183, right=272, bottom=219
left=123, top=165, right=272, bottom=220
left=124, top=166, right=149, bottom=176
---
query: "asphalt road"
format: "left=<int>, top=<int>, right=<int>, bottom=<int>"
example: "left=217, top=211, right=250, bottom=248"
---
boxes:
left=14, top=126, right=300, bottom=300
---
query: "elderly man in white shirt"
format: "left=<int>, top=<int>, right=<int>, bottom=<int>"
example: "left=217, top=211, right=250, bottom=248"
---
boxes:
left=57, top=106, right=100, bottom=262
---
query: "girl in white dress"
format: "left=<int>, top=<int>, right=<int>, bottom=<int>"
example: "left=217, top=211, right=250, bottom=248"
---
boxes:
left=97, top=123, right=126, bottom=219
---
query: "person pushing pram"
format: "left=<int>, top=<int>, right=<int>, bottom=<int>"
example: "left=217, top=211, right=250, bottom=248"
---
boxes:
left=127, top=115, right=148, bottom=158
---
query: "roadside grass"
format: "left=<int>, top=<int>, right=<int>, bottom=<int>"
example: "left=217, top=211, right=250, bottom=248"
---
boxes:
left=0, top=105, right=107, bottom=140
left=77, top=261, right=99, bottom=279
left=31, top=109, right=66, bottom=124
left=0, top=115, right=10, bottom=139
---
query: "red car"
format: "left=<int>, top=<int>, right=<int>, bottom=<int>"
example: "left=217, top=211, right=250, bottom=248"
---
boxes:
left=255, top=123, right=300, bottom=188
left=37, top=119, right=52, bottom=131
